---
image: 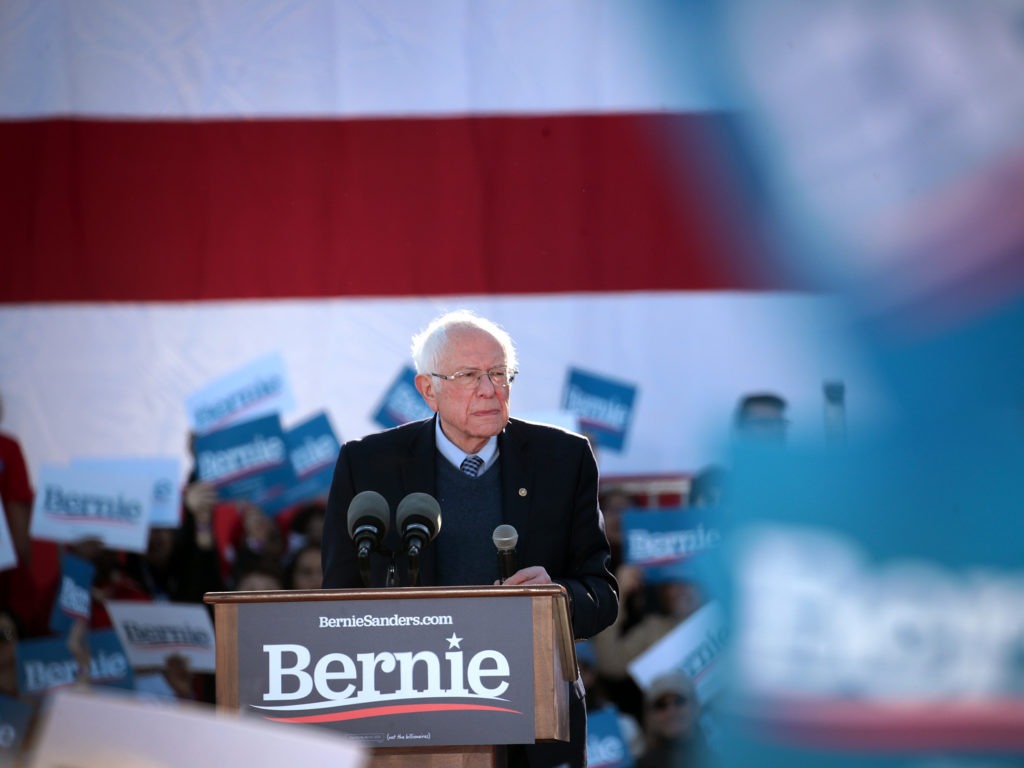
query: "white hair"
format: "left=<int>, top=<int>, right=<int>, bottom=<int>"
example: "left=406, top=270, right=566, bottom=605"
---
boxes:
left=410, top=309, right=518, bottom=374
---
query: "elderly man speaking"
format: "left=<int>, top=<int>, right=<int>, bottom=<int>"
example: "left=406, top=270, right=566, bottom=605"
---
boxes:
left=322, top=309, right=618, bottom=768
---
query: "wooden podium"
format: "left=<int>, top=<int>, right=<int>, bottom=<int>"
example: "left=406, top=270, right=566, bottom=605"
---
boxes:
left=204, top=585, right=577, bottom=768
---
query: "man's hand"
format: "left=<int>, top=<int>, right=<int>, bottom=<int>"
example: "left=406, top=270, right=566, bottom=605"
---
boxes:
left=497, top=565, right=552, bottom=586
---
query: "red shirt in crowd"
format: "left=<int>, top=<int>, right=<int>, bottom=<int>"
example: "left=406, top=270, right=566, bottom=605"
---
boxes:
left=1, top=432, right=60, bottom=636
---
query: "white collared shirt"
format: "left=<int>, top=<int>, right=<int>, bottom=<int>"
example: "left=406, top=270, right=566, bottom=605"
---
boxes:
left=434, top=418, right=498, bottom=474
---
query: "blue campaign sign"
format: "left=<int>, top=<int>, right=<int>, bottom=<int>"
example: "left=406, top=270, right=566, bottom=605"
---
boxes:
left=0, top=498, right=17, bottom=571
left=717, top=425, right=1024, bottom=766
left=0, top=695, right=36, bottom=758
left=186, top=351, right=296, bottom=434
left=622, top=508, right=721, bottom=584
left=49, top=551, right=95, bottom=635
left=72, top=456, right=182, bottom=527
left=373, top=365, right=434, bottom=429
left=16, top=629, right=133, bottom=697
left=586, top=707, right=634, bottom=768
left=261, top=411, right=341, bottom=515
left=29, top=465, right=154, bottom=553
left=561, top=368, right=637, bottom=452
left=193, top=413, right=297, bottom=506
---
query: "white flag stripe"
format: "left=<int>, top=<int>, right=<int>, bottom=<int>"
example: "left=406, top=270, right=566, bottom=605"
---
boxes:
left=0, top=0, right=728, bottom=118
left=0, top=294, right=887, bottom=478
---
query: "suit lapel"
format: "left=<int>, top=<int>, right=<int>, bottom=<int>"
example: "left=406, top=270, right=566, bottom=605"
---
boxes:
left=401, top=416, right=438, bottom=497
left=403, top=417, right=440, bottom=584
left=499, top=419, right=534, bottom=546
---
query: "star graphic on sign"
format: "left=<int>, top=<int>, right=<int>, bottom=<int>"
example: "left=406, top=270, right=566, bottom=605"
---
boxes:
left=446, top=633, right=463, bottom=649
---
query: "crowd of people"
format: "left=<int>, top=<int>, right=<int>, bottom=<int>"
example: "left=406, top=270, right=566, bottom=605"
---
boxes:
left=579, top=484, right=718, bottom=767
left=1, top=477, right=715, bottom=764
left=570, top=390, right=789, bottom=766
left=0, top=416, right=330, bottom=707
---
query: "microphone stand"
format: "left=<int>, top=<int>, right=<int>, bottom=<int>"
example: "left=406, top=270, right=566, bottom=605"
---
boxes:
left=358, top=544, right=400, bottom=588
left=403, top=522, right=432, bottom=588
left=357, top=551, right=373, bottom=588
left=384, top=548, right=399, bottom=587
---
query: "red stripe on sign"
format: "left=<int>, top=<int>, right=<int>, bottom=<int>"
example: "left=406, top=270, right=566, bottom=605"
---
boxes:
left=1, top=113, right=793, bottom=303
left=266, top=701, right=522, bottom=724
left=733, top=695, right=1024, bottom=752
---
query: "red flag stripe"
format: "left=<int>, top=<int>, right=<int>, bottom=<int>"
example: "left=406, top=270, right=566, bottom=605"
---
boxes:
left=1, top=113, right=793, bottom=303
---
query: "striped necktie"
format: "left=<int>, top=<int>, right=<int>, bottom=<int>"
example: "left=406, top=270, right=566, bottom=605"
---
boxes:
left=460, top=455, right=484, bottom=477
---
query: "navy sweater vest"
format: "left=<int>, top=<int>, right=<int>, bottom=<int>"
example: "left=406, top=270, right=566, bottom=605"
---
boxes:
left=434, top=457, right=502, bottom=585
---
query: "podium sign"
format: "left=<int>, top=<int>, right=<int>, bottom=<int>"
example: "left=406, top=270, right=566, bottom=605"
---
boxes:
left=206, top=585, right=574, bottom=768
left=235, top=596, right=536, bottom=747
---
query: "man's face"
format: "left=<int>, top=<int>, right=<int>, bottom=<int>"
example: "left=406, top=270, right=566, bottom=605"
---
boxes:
left=415, top=327, right=511, bottom=453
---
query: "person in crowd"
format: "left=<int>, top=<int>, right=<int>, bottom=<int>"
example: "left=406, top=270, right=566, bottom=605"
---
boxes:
left=0, top=393, right=62, bottom=638
left=0, top=394, right=32, bottom=568
left=284, top=500, right=326, bottom=557
left=234, top=560, right=284, bottom=592
left=321, top=308, right=618, bottom=768
left=122, top=480, right=226, bottom=603
left=637, top=671, right=709, bottom=768
left=687, top=466, right=726, bottom=509
left=76, top=478, right=227, bottom=701
left=577, top=639, right=645, bottom=762
left=159, top=653, right=200, bottom=700
left=227, top=501, right=285, bottom=589
left=734, top=392, right=789, bottom=443
left=598, top=487, right=660, bottom=630
left=598, top=487, right=634, bottom=569
left=63, top=538, right=152, bottom=630
left=592, top=565, right=704, bottom=724
left=0, top=610, right=20, bottom=697
left=283, top=542, right=323, bottom=591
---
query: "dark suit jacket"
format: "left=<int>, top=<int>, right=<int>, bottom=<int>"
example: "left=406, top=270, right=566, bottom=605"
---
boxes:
left=321, top=416, right=619, bottom=767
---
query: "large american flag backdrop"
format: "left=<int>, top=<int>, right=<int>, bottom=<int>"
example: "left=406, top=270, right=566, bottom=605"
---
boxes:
left=0, top=1, right=882, bottom=481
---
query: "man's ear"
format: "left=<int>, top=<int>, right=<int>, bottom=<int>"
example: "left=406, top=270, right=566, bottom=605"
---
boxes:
left=414, top=373, right=439, bottom=413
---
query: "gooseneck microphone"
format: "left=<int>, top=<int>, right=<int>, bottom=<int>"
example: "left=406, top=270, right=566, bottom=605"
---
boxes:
left=493, top=524, right=518, bottom=583
left=396, top=492, right=442, bottom=587
left=347, top=491, right=390, bottom=587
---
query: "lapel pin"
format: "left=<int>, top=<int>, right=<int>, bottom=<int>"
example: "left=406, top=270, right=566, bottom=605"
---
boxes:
left=518, top=488, right=528, bottom=497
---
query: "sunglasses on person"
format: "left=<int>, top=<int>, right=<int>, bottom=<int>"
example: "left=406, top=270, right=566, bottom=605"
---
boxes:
left=651, top=693, right=689, bottom=711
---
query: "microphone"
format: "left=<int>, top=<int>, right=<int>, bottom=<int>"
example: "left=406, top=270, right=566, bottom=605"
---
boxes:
left=347, top=491, right=390, bottom=586
left=493, top=524, right=518, bottom=583
left=396, top=492, right=442, bottom=586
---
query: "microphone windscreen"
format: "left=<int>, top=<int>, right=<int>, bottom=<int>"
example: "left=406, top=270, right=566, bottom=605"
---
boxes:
left=492, top=524, right=518, bottom=552
left=396, top=492, right=442, bottom=538
left=346, top=490, right=390, bottom=537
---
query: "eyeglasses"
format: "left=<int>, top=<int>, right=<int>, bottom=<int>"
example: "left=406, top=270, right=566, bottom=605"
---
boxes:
left=431, top=367, right=518, bottom=389
left=651, top=694, right=689, bottom=711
